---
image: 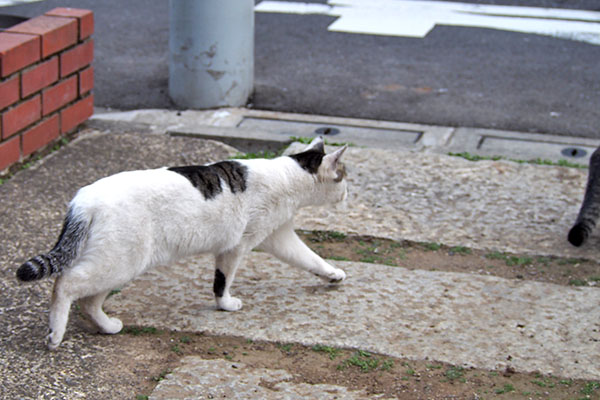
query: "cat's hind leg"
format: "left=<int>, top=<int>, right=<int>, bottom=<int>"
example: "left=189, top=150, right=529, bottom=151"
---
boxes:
left=214, top=249, right=246, bottom=311
left=47, top=276, right=73, bottom=350
left=260, top=221, right=346, bottom=283
left=79, top=290, right=123, bottom=335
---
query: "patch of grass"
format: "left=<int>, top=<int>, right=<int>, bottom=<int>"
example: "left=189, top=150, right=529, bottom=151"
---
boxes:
left=329, top=255, right=350, bottom=261
left=277, top=343, right=293, bottom=352
left=338, top=350, right=380, bottom=372
left=422, top=242, right=442, bottom=251
left=505, top=256, right=533, bottom=266
left=381, top=359, right=394, bottom=371
left=121, top=326, right=159, bottom=336
left=449, top=152, right=502, bottom=162
left=485, top=252, right=533, bottom=266
left=558, top=257, right=586, bottom=265
left=171, top=344, right=182, bottom=354
left=136, top=395, right=149, bottom=400
left=290, top=136, right=355, bottom=147
left=445, top=366, right=465, bottom=382
left=233, top=150, right=279, bottom=160
left=307, top=230, right=347, bottom=242
left=448, top=152, right=587, bottom=169
left=180, top=336, right=191, bottom=344
left=495, top=383, right=515, bottom=394
left=580, top=382, right=600, bottom=396
left=312, top=344, right=341, bottom=360
left=449, top=246, right=471, bottom=255
left=107, top=288, right=121, bottom=298
left=569, top=278, right=588, bottom=287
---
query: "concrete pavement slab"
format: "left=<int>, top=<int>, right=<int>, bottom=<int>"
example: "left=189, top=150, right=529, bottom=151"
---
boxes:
left=289, top=144, right=595, bottom=261
left=150, top=358, right=389, bottom=400
left=108, top=252, right=600, bottom=381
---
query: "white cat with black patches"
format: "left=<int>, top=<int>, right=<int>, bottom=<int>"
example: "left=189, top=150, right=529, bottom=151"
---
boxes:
left=17, top=137, right=348, bottom=350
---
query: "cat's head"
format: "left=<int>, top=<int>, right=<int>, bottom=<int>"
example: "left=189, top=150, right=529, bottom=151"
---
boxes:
left=290, top=137, right=348, bottom=204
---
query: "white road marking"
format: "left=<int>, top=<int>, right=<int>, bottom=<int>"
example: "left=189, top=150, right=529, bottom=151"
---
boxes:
left=255, top=0, right=600, bottom=45
left=0, top=0, right=42, bottom=7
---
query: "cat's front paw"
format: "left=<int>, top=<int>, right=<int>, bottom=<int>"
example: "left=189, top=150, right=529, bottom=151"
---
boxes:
left=47, top=331, right=63, bottom=351
left=327, top=268, right=346, bottom=283
left=100, top=317, right=123, bottom=335
left=217, top=295, right=243, bottom=312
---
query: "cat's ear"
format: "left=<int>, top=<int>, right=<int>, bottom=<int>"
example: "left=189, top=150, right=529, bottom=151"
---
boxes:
left=322, top=145, right=347, bottom=181
left=324, top=145, right=347, bottom=165
left=304, top=136, right=325, bottom=153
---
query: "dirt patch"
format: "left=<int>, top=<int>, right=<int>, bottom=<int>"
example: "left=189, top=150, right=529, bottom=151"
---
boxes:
left=94, top=231, right=600, bottom=399
left=106, top=329, right=597, bottom=400
left=298, top=230, right=600, bottom=289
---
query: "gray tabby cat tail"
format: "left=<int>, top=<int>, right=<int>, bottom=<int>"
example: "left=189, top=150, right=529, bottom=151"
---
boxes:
left=568, top=147, right=600, bottom=247
left=17, top=208, right=90, bottom=281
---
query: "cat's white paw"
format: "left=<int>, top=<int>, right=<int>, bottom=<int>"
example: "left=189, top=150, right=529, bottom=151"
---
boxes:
left=100, top=317, right=123, bottom=334
left=46, top=331, right=63, bottom=351
left=327, top=268, right=346, bottom=283
left=217, top=296, right=243, bottom=312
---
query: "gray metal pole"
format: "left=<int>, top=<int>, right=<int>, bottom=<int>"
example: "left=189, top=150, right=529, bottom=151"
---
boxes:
left=168, top=0, right=254, bottom=108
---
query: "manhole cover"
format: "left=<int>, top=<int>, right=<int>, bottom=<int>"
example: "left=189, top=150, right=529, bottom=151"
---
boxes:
left=561, top=147, right=587, bottom=158
left=314, top=127, right=340, bottom=136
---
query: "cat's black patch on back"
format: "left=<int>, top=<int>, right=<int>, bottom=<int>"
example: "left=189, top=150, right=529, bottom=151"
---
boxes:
left=290, top=150, right=325, bottom=174
left=169, top=161, right=247, bottom=200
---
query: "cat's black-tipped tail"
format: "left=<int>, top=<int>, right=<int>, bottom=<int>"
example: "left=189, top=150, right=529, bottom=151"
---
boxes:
left=568, top=147, right=600, bottom=247
left=17, top=208, right=90, bottom=281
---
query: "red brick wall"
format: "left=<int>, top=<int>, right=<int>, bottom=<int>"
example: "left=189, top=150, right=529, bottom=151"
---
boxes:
left=0, top=8, right=93, bottom=173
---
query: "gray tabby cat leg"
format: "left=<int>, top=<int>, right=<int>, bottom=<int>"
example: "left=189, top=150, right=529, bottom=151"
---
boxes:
left=79, top=290, right=123, bottom=334
left=214, top=250, right=245, bottom=311
left=260, top=222, right=346, bottom=283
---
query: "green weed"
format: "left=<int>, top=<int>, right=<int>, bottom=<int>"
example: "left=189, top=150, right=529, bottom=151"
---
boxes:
left=338, top=350, right=380, bottom=372
left=445, top=366, right=465, bottom=382
left=312, top=344, right=341, bottom=360
left=233, top=150, right=279, bottom=160
left=423, top=242, right=442, bottom=251
left=449, top=246, right=471, bottom=255
left=121, top=326, right=158, bottom=336
left=290, top=136, right=355, bottom=147
left=495, top=383, right=515, bottom=394
left=277, top=343, right=293, bottom=352
left=569, top=278, right=588, bottom=287
left=171, top=344, right=182, bottom=354
left=580, top=381, right=600, bottom=396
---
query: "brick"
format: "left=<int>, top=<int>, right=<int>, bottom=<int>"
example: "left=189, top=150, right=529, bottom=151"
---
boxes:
left=22, top=114, right=60, bottom=156
left=78, top=65, right=93, bottom=95
left=42, top=75, right=77, bottom=116
left=60, top=94, right=93, bottom=133
left=1, top=94, right=41, bottom=139
left=21, top=56, right=58, bottom=97
left=0, top=32, right=40, bottom=77
left=7, top=15, right=77, bottom=58
left=46, top=8, right=93, bottom=40
left=0, top=74, right=20, bottom=110
left=60, top=39, right=93, bottom=77
left=0, top=135, right=20, bottom=171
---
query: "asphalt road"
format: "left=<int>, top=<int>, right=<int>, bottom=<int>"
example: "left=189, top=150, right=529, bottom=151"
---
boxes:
left=2, top=0, right=600, bottom=137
